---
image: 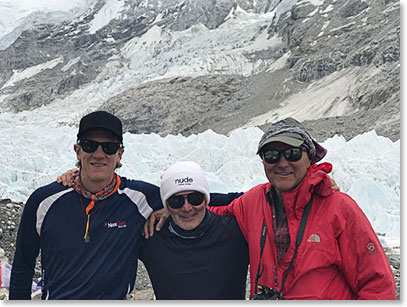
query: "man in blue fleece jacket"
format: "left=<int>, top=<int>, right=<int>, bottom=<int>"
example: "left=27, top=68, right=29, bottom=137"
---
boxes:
left=9, top=111, right=163, bottom=299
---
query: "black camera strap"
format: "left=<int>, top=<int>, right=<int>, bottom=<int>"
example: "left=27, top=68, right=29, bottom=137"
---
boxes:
left=253, top=220, right=267, bottom=292
left=253, top=195, right=313, bottom=297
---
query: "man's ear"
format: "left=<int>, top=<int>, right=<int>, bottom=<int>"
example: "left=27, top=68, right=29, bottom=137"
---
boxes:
left=74, top=144, right=81, bottom=159
left=118, top=147, right=124, bottom=159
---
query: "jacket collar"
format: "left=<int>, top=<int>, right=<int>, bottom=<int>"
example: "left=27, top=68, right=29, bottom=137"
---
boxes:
left=167, top=209, right=211, bottom=239
left=280, top=162, right=333, bottom=220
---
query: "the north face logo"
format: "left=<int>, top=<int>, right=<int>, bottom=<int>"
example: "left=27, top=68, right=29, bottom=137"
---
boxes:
left=367, top=242, right=378, bottom=256
left=307, top=234, right=320, bottom=242
left=175, top=177, right=193, bottom=185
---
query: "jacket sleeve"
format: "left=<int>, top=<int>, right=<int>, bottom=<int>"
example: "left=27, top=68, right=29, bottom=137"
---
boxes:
left=9, top=192, right=41, bottom=300
left=135, top=181, right=163, bottom=211
left=208, top=194, right=249, bottom=237
left=336, top=194, right=396, bottom=300
left=208, top=192, right=243, bottom=207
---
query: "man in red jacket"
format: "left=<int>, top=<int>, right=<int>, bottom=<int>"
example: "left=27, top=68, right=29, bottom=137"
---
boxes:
left=209, top=118, right=396, bottom=300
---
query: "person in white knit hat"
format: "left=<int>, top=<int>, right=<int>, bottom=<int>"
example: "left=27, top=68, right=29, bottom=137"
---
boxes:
left=159, top=161, right=210, bottom=230
left=137, top=160, right=249, bottom=299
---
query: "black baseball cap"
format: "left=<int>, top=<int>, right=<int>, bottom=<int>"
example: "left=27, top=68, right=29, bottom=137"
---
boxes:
left=77, top=111, right=123, bottom=142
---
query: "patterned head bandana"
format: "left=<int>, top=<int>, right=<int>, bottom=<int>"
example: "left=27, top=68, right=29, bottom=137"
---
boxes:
left=257, top=118, right=327, bottom=163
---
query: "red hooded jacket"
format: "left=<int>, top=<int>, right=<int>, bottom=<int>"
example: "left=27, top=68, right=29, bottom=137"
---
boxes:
left=210, top=163, right=396, bottom=300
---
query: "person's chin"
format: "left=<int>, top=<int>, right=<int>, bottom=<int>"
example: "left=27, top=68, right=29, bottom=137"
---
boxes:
left=178, top=217, right=199, bottom=230
left=89, top=165, right=112, bottom=175
left=88, top=172, right=111, bottom=183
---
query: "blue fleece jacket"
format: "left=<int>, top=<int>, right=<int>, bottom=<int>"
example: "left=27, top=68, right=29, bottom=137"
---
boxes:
left=9, top=177, right=162, bottom=300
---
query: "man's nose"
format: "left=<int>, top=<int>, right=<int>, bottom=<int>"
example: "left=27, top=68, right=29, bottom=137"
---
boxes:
left=181, top=198, right=193, bottom=211
left=93, top=144, right=105, bottom=155
left=276, top=154, right=290, bottom=167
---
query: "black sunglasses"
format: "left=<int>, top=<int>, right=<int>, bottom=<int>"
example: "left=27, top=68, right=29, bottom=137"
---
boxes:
left=167, top=192, right=205, bottom=209
left=262, top=148, right=303, bottom=164
left=79, top=140, right=122, bottom=155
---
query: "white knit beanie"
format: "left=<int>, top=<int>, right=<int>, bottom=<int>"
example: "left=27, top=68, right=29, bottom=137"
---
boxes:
left=160, top=161, right=210, bottom=209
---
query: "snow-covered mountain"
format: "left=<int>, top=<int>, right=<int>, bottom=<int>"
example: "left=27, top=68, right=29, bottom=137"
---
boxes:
left=0, top=0, right=400, bottom=141
left=0, top=0, right=95, bottom=49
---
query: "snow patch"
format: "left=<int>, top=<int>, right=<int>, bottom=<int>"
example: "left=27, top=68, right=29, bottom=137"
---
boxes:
left=330, top=22, right=356, bottom=33
left=2, top=57, right=64, bottom=89
left=61, top=57, right=81, bottom=72
left=270, top=0, right=297, bottom=25
left=322, top=4, right=334, bottom=13
left=266, top=51, right=290, bottom=73
left=241, top=68, right=362, bottom=127
left=88, top=0, right=125, bottom=34
left=318, top=20, right=330, bottom=37
left=297, top=0, right=324, bottom=7
left=224, top=4, right=248, bottom=22
left=308, top=8, right=319, bottom=17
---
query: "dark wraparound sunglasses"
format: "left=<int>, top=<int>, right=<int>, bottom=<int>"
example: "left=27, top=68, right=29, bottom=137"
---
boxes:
left=262, top=148, right=303, bottom=164
left=79, top=140, right=122, bottom=155
left=167, top=192, right=205, bottom=209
